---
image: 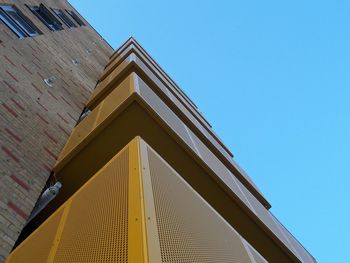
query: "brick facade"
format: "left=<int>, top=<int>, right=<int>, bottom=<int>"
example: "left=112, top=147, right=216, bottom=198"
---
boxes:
left=0, top=0, right=113, bottom=260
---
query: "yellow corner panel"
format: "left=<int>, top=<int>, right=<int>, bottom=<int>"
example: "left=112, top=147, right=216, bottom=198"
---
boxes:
left=7, top=138, right=148, bottom=263
left=145, top=142, right=258, bottom=263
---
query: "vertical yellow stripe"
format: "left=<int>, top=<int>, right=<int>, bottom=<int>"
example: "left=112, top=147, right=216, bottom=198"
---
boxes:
left=128, top=137, right=147, bottom=262
left=139, top=138, right=162, bottom=262
left=47, top=199, right=72, bottom=262
left=136, top=137, right=149, bottom=263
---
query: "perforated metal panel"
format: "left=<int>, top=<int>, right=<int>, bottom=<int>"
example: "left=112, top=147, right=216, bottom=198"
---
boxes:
left=96, top=75, right=133, bottom=123
left=113, top=73, right=311, bottom=261
left=89, top=55, right=133, bottom=106
left=57, top=104, right=99, bottom=163
left=137, top=77, right=262, bottom=209
left=55, top=74, right=134, bottom=169
left=8, top=146, right=130, bottom=263
left=7, top=208, right=64, bottom=263
left=53, top=148, right=129, bottom=262
left=146, top=146, right=254, bottom=263
left=139, top=88, right=314, bottom=262
left=137, top=79, right=268, bottom=215
left=137, top=76, right=194, bottom=149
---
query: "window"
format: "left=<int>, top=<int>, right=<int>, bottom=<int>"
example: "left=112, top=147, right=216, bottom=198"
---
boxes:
left=51, top=8, right=76, bottom=28
left=66, top=10, right=85, bottom=26
left=27, top=4, right=63, bottom=31
left=0, top=5, right=40, bottom=38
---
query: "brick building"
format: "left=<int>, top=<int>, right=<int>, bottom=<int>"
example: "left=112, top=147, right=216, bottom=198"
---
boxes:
left=0, top=0, right=112, bottom=261
left=1, top=1, right=316, bottom=262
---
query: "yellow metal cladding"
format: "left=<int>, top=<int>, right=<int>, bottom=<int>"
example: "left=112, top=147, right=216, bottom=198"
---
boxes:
left=55, top=73, right=136, bottom=168
left=145, top=142, right=257, bottom=263
left=52, top=150, right=129, bottom=263
left=7, top=138, right=147, bottom=263
left=6, top=208, right=64, bottom=263
left=46, top=200, right=72, bottom=262
left=88, top=54, right=134, bottom=107
left=7, top=137, right=268, bottom=263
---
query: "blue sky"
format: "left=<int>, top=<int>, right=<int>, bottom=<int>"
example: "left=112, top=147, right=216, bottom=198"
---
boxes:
left=69, top=1, right=350, bottom=262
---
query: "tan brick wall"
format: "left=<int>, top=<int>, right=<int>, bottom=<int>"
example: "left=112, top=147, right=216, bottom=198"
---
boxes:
left=0, top=0, right=113, bottom=261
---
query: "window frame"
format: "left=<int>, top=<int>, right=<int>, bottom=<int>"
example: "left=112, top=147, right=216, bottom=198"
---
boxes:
left=65, top=10, right=85, bottom=26
left=26, top=4, right=63, bottom=31
left=0, top=4, right=41, bottom=38
left=51, top=8, right=76, bottom=28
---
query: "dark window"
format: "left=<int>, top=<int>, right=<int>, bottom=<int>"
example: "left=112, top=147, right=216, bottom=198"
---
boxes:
left=27, top=4, right=63, bottom=31
left=66, top=10, right=85, bottom=26
left=51, top=8, right=76, bottom=28
left=0, top=5, right=40, bottom=38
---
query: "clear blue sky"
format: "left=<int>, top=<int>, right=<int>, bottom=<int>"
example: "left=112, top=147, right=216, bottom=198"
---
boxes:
left=69, top=1, right=349, bottom=262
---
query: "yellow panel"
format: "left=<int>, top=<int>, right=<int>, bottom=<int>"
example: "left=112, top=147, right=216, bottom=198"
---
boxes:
left=53, top=147, right=129, bottom=262
left=96, top=73, right=134, bottom=125
left=7, top=207, right=64, bottom=263
left=88, top=57, right=132, bottom=108
left=54, top=74, right=135, bottom=171
left=8, top=139, right=151, bottom=263
left=146, top=144, right=254, bottom=263
left=56, top=103, right=101, bottom=163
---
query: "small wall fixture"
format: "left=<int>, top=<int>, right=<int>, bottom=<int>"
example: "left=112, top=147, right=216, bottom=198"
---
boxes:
left=72, top=59, right=80, bottom=65
left=43, top=76, right=56, bottom=87
left=25, top=181, right=62, bottom=224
